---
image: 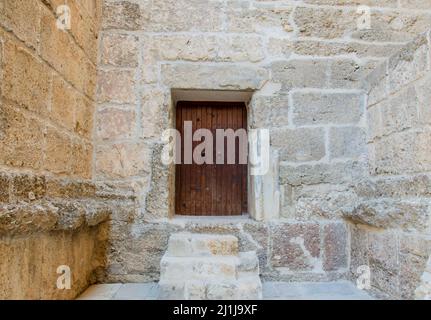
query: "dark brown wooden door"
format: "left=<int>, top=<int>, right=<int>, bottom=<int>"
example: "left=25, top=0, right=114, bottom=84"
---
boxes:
left=175, top=101, right=247, bottom=216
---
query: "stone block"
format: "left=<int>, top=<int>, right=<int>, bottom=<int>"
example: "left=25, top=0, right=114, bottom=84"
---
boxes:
left=271, top=59, right=329, bottom=88
left=2, top=40, right=51, bottom=115
left=67, top=0, right=99, bottom=64
left=0, top=202, right=59, bottom=236
left=0, top=174, right=10, bottom=203
left=292, top=92, right=363, bottom=125
left=0, top=105, right=44, bottom=170
left=329, top=127, right=366, bottom=159
left=369, top=231, right=399, bottom=272
left=250, top=94, right=289, bottom=128
left=238, top=251, right=260, bottom=275
left=323, top=223, right=348, bottom=271
left=102, top=1, right=144, bottom=30
left=400, top=252, right=429, bottom=299
left=12, top=175, right=46, bottom=202
left=97, top=69, right=136, bottom=104
left=40, top=6, right=95, bottom=96
left=302, top=0, right=398, bottom=6
left=367, top=103, right=383, bottom=141
left=271, top=223, right=321, bottom=271
left=271, top=127, right=326, bottom=162
left=158, top=281, right=185, bottom=300
left=144, top=144, right=171, bottom=220
left=388, top=34, right=429, bottom=94
left=166, top=233, right=239, bottom=257
left=96, top=107, right=136, bottom=141
left=206, top=282, right=237, bottom=300
left=161, top=63, right=268, bottom=90
left=100, top=33, right=139, bottom=67
left=280, top=161, right=366, bottom=186
left=141, top=88, right=169, bottom=139
left=46, top=179, right=96, bottom=199
left=415, top=74, right=431, bottom=126
left=349, top=224, right=369, bottom=273
left=70, top=141, right=93, bottom=179
left=51, top=75, right=77, bottom=131
left=160, top=256, right=238, bottom=281
left=0, top=0, right=42, bottom=49
left=44, top=127, right=72, bottom=175
left=268, top=38, right=402, bottom=59
left=346, top=199, right=431, bottom=232
left=293, top=6, right=356, bottom=39
left=351, top=11, right=431, bottom=42
left=330, top=59, right=377, bottom=89
left=142, top=0, right=223, bottom=32
left=368, top=231, right=400, bottom=297
left=293, top=184, right=358, bottom=220
left=380, top=85, right=420, bottom=137
left=373, top=130, right=431, bottom=175
left=364, top=61, right=389, bottom=107
left=75, top=96, right=94, bottom=140
left=399, top=0, right=431, bottom=8
left=95, top=142, right=151, bottom=179
left=226, top=6, right=293, bottom=33
left=150, top=34, right=264, bottom=62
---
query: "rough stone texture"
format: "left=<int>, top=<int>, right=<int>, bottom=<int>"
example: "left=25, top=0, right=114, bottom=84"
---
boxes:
left=271, top=128, right=326, bottom=162
left=94, top=2, right=431, bottom=299
left=161, top=63, right=269, bottom=90
left=2, top=0, right=431, bottom=301
left=158, top=233, right=262, bottom=300
left=0, top=227, right=104, bottom=300
left=0, top=0, right=106, bottom=300
left=292, top=92, right=364, bottom=125
left=347, top=31, right=431, bottom=299
left=271, top=223, right=321, bottom=271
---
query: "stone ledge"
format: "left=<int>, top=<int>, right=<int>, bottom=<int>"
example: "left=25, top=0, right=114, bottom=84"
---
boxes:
left=344, top=199, right=431, bottom=232
left=0, top=171, right=136, bottom=203
left=0, top=199, right=115, bottom=237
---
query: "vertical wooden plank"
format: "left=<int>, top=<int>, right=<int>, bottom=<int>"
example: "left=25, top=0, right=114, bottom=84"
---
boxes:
left=234, top=104, right=241, bottom=215
left=185, top=104, right=192, bottom=215
left=211, top=104, right=217, bottom=216
left=195, top=104, right=202, bottom=215
left=202, top=104, right=210, bottom=215
left=227, top=103, right=234, bottom=215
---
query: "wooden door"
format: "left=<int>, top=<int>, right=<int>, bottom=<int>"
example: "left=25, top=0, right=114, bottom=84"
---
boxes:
left=175, top=101, right=247, bottom=216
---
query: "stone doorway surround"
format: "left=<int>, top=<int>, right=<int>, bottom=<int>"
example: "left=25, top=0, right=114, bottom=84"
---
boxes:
left=165, top=66, right=280, bottom=222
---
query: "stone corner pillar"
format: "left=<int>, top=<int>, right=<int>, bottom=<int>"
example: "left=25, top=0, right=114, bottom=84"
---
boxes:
left=249, top=131, right=281, bottom=221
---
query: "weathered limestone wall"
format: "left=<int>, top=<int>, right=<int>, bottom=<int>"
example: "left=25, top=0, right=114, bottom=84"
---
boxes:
left=0, top=0, right=124, bottom=299
left=346, top=31, right=431, bottom=299
left=97, top=0, right=431, bottom=285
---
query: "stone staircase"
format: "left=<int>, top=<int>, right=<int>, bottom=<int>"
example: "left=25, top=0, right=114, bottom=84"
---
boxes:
left=158, top=233, right=263, bottom=300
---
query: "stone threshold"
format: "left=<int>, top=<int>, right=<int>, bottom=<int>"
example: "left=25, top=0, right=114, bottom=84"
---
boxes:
left=166, top=214, right=254, bottom=225
left=78, top=280, right=375, bottom=300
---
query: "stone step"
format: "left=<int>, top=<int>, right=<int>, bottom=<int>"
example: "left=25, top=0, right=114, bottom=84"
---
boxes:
left=166, top=233, right=239, bottom=257
left=160, top=256, right=239, bottom=281
left=238, top=251, right=260, bottom=276
left=159, top=233, right=262, bottom=300
left=159, top=275, right=263, bottom=300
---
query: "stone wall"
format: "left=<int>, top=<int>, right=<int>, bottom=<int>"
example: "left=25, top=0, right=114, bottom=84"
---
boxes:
left=97, top=0, right=431, bottom=288
left=0, top=0, right=123, bottom=299
left=345, top=30, right=431, bottom=299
